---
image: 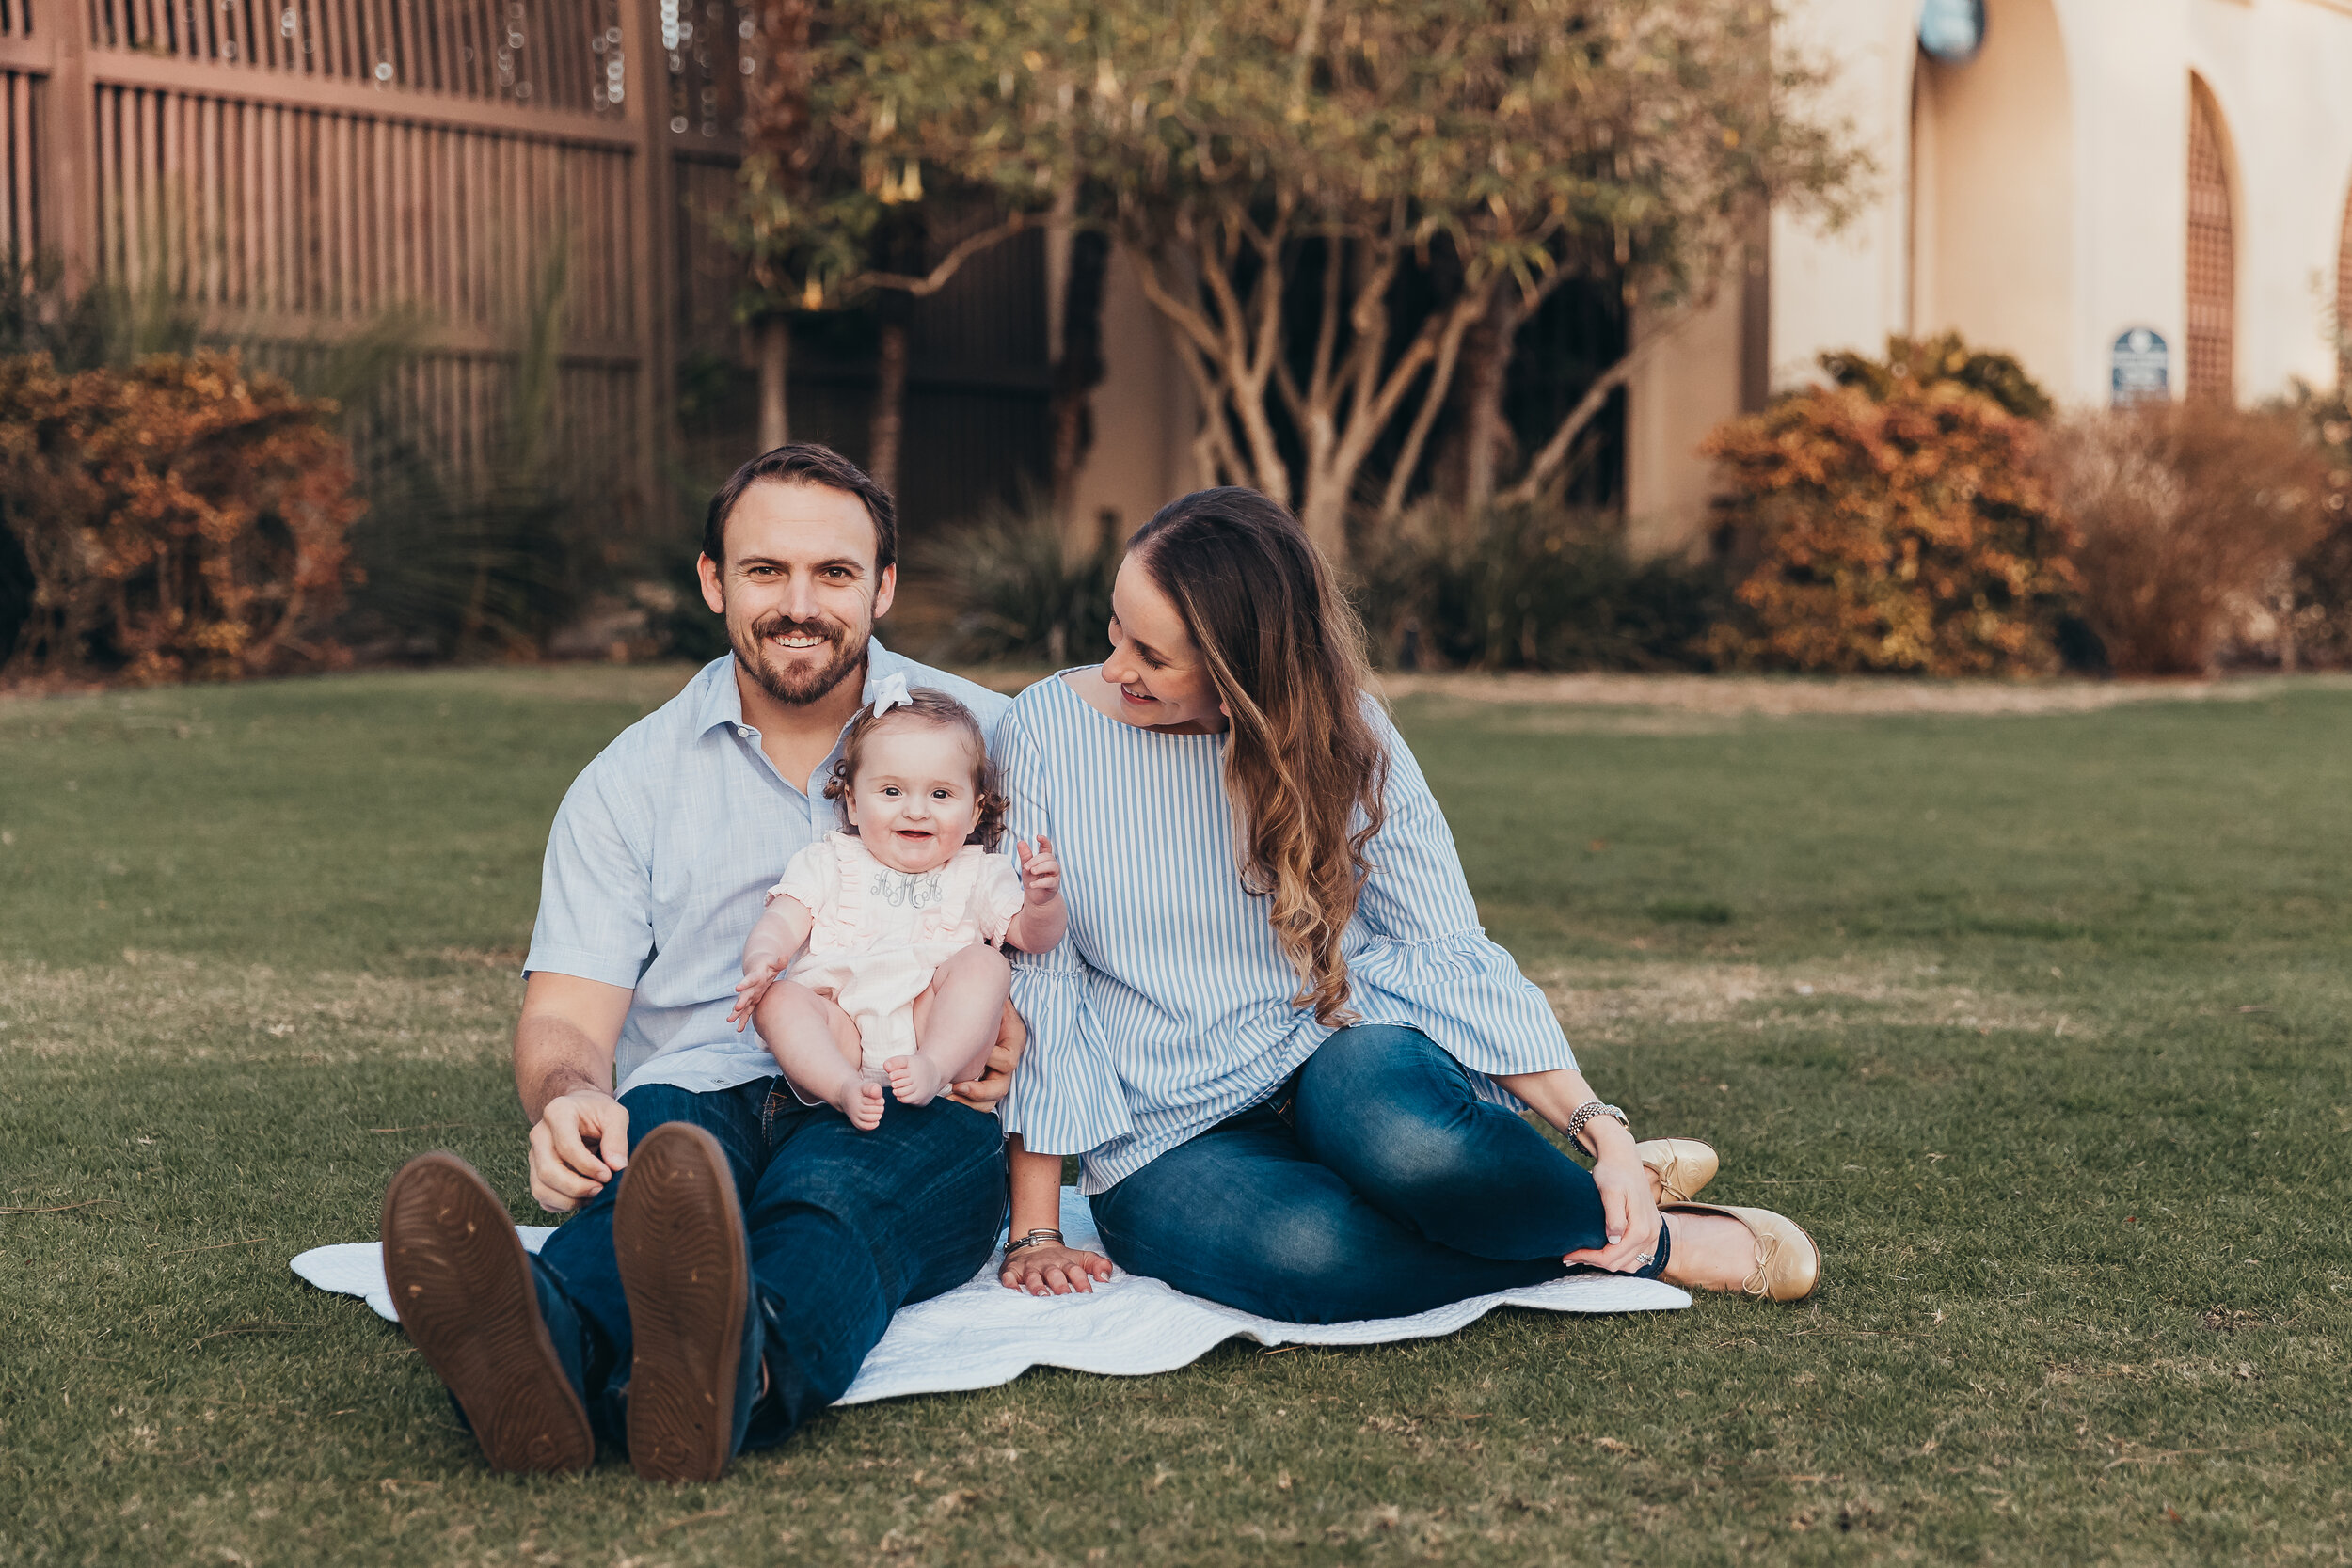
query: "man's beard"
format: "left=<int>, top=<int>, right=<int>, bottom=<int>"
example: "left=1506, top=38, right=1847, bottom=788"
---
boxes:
left=731, top=610, right=866, bottom=705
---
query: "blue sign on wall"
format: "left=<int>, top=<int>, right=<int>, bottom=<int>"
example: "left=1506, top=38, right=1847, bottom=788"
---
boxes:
left=2111, top=327, right=2170, bottom=405
left=1919, top=0, right=1988, bottom=63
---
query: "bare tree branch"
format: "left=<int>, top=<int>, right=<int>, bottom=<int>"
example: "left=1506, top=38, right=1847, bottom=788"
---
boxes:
left=857, top=214, right=1030, bottom=298
left=1497, top=306, right=1699, bottom=508
left=1379, top=287, right=1489, bottom=520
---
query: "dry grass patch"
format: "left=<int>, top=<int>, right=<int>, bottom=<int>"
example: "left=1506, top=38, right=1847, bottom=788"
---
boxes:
left=0, top=954, right=517, bottom=1065
left=1531, top=958, right=2081, bottom=1045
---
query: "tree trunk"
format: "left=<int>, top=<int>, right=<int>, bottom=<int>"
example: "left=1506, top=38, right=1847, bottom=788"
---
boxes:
left=1296, top=483, right=1351, bottom=563
left=868, top=316, right=908, bottom=498
left=1457, top=295, right=1520, bottom=521
left=1049, top=231, right=1112, bottom=542
left=757, top=317, right=790, bottom=451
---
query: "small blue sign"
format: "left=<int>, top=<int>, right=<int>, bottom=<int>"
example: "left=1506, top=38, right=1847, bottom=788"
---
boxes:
left=2111, top=327, right=2170, bottom=405
left=1920, top=0, right=1987, bottom=63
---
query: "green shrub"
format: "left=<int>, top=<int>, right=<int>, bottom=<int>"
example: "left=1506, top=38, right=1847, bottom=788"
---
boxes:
left=1820, top=331, right=2055, bottom=423
left=2278, top=385, right=2352, bottom=670
left=912, top=499, right=1120, bottom=665
left=1359, top=503, right=1726, bottom=672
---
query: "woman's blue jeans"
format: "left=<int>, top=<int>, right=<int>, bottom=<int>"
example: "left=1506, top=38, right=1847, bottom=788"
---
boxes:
left=1089, top=1024, right=1670, bottom=1323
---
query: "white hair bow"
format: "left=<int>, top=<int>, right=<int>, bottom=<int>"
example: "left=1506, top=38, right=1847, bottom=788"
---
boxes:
left=867, top=672, right=914, bottom=718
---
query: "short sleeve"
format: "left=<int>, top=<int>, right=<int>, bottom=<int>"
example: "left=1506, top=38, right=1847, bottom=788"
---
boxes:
left=767, top=838, right=836, bottom=916
left=523, top=758, right=656, bottom=990
left=969, top=852, right=1025, bottom=944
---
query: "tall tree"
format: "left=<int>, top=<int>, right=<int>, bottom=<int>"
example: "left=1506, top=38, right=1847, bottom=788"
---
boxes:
left=739, top=0, right=1860, bottom=559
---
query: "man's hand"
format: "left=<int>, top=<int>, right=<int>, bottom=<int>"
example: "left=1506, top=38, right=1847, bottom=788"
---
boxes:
left=529, top=1088, right=631, bottom=1212
left=947, top=1001, right=1027, bottom=1111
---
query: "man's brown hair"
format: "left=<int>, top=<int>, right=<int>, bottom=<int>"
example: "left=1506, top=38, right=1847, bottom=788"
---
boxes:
left=702, top=443, right=898, bottom=572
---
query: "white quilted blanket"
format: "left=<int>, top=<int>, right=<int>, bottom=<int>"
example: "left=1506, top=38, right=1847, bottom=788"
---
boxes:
left=293, top=1189, right=1687, bottom=1405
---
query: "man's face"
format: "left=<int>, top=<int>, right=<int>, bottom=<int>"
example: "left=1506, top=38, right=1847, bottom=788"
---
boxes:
left=697, top=481, right=896, bottom=706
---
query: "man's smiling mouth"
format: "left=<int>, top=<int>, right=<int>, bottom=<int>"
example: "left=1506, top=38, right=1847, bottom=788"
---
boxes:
left=771, top=633, right=827, bottom=651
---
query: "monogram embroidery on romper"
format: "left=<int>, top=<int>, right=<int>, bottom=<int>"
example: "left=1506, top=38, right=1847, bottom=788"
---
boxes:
left=869, top=867, right=946, bottom=910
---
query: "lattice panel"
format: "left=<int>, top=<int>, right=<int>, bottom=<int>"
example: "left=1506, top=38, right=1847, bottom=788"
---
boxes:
left=90, top=84, right=638, bottom=343
left=2185, top=86, right=2234, bottom=403
left=85, top=0, right=629, bottom=116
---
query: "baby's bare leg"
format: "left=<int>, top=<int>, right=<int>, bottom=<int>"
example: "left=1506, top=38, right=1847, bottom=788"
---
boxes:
left=754, top=981, right=884, bottom=1131
left=890, top=944, right=1012, bottom=1107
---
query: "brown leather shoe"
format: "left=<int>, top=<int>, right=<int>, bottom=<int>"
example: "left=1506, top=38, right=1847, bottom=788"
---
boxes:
left=1634, top=1137, right=1719, bottom=1204
left=614, top=1122, right=749, bottom=1484
left=380, top=1152, right=593, bottom=1473
left=1661, top=1202, right=1821, bottom=1302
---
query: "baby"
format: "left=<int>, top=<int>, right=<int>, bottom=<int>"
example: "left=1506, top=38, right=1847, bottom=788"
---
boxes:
left=729, top=675, right=1064, bottom=1129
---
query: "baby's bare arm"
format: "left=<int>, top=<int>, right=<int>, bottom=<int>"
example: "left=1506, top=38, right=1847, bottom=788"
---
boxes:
left=742, top=897, right=813, bottom=974
left=1004, top=837, right=1067, bottom=953
left=1001, top=896, right=1066, bottom=954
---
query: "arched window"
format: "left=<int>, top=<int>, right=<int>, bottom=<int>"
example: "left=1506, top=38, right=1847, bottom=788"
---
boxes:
left=2185, top=81, right=2235, bottom=402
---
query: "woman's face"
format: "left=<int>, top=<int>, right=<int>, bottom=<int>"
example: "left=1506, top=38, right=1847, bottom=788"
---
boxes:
left=1099, top=556, right=1227, bottom=733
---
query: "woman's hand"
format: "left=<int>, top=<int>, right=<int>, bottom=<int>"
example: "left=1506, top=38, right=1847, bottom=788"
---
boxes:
left=999, top=1243, right=1115, bottom=1295
left=1564, top=1137, right=1663, bottom=1275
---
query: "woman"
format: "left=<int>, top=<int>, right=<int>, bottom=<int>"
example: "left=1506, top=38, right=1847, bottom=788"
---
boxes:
left=993, top=488, right=1817, bottom=1320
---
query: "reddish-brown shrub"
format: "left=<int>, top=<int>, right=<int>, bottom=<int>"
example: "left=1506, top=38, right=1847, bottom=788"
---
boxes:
left=0, top=350, right=361, bottom=684
left=1701, top=378, right=2078, bottom=676
left=2042, top=402, right=2333, bottom=675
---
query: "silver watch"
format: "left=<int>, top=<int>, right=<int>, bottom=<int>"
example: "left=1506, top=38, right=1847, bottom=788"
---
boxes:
left=1564, top=1101, right=1629, bottom=1148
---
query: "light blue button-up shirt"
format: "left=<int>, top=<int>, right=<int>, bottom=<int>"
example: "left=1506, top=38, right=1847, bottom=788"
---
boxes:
left=523, top=643, right=1012, bottom=1097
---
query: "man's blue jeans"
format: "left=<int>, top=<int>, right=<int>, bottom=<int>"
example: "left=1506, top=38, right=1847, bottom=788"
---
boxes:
left=528, top=1077, right=1006, bottom=1454
left=1089, top=1025, right=1670, bottom=1323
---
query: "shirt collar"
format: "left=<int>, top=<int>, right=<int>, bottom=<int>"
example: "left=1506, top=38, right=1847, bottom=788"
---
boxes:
left=692, top=637, right=904, bottom=737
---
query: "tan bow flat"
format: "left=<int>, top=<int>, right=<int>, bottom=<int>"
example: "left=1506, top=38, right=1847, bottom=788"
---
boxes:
left=1634, top=1137, right=1719, bottom=1204
left=1661, top=1202, right=1821, bottom=1302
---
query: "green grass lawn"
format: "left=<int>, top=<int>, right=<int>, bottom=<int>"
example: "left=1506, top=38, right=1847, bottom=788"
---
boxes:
left=3, top=667, right=2347, bottom=1565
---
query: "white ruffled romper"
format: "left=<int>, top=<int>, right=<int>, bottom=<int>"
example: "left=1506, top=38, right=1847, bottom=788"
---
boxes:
left=765, top=831, right=1025, bottom=1074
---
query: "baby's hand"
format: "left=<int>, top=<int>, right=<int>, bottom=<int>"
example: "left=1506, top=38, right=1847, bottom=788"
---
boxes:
left=1015, top=835, right=1061, bottom=906
left=729, top=958, right=787, bottom=1031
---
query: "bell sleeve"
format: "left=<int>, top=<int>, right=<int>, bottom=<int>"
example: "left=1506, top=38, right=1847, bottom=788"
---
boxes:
left=1345, top=711, right=1578, bottom=1080
left=994, top=707, right=1134, bottom=1156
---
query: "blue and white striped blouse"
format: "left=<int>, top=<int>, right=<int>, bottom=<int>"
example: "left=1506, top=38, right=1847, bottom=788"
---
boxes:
left=998, top=672, right=1576, bottom=1195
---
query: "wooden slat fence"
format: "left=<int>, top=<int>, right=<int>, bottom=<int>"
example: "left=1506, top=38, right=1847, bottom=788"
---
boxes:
left=0, top=0, right=764, bottom=547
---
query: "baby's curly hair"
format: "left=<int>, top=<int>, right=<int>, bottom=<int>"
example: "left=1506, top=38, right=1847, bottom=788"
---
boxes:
left=823, top=688, right=1008, bottom=851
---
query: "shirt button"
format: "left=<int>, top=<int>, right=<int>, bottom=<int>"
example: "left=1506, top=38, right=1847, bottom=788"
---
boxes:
left=738, top=727, right=753, bottom=738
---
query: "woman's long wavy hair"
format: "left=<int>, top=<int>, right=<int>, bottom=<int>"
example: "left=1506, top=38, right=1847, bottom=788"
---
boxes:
left=1130, top=488, right=1388, bottom=1026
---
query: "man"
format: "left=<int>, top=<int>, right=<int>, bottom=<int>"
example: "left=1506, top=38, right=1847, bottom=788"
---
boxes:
left=379, top=445, right=1020, bottom=1481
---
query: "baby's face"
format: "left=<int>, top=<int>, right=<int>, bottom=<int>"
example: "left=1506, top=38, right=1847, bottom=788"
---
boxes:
left=844, top=721, right=984, bottom=874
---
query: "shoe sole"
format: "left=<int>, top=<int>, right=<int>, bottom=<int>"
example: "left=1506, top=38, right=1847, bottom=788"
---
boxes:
left=380, top=1152, right=593, bottom=1474
left=614, top=1123, right=748, bottom=1484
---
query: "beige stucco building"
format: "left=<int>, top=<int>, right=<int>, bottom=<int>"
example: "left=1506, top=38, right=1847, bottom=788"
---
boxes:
left=1069, top=0, right=2352, bottom=558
